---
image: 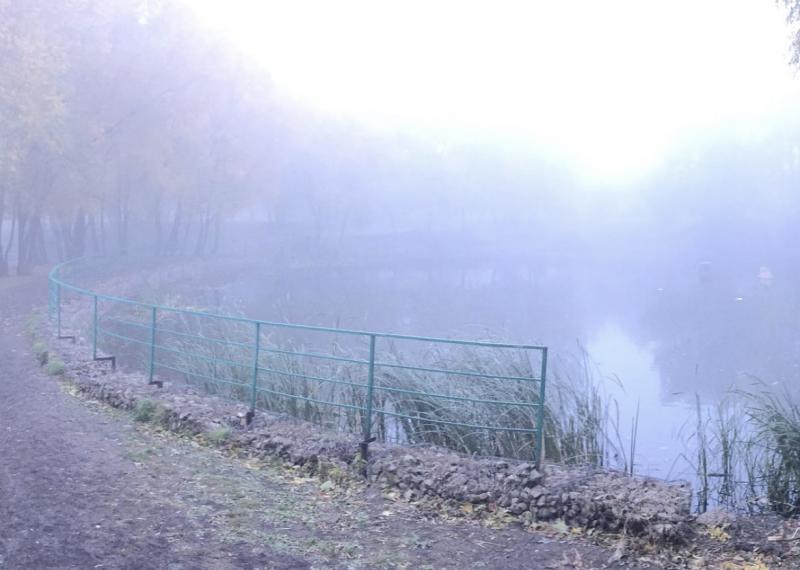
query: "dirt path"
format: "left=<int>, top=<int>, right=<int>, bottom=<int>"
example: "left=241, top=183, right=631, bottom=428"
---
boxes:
left=0, top=274, right=647, bottom=569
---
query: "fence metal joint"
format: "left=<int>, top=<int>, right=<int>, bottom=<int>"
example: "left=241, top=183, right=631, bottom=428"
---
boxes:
left=94, top=355, right=116, bottom=371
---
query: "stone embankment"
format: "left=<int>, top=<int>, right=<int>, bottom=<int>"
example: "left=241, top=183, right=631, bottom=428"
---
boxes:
left=47, top=322, right=693, bottom=544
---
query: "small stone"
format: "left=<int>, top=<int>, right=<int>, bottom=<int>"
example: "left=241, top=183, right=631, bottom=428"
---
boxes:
left=696, top=509, right=736, bottom=528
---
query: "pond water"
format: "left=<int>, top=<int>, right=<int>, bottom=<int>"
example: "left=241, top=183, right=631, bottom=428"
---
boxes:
left=587, top=323, right=695, bottom=480
left=209, top=253, right=800, bottom=484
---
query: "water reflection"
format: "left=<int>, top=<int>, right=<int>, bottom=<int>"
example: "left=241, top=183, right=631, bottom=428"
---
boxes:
left=587, top=323, right=695, bottom=480
left=642, top=264, right=800, bottom=397
left=214, top=255, right=800, bottom=480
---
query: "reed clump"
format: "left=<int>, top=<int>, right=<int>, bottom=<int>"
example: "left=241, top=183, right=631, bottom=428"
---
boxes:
left=686, top=383, right=800, bottom=516
left=95, top=298, right=628, bottom=466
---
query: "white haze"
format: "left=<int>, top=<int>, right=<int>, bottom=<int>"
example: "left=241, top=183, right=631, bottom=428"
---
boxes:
left=187, top=0, right=800, bottom=181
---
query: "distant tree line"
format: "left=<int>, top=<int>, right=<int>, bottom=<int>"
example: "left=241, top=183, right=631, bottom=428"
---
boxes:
left=0, top=0, right=423, bottom=274
left=1, top=1, right=262, bottom=273
left=3, top=0, right=800, bottom=278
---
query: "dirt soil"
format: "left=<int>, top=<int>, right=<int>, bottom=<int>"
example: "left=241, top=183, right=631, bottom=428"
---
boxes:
left=2, top=271, right=799, bottom=570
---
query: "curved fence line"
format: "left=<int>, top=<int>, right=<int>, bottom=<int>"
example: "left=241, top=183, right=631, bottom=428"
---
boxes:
left=47, top=258, right=548, bottom=464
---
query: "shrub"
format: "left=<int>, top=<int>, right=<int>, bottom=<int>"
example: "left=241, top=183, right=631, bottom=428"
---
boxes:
left=46, top=357, right=65, bottom=376
left=207, top=426, right=231, bottom=445
left=133, top=399, right=158, bottom=423
left=32, top=341, right=48, bottom=365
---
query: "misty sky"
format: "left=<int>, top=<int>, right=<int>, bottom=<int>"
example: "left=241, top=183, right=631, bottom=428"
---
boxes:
left=187, top=0, right=800, bottom=182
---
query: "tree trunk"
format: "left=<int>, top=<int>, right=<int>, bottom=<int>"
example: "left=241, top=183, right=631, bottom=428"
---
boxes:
left=88, top=213, right=99, bottom=256
left=166, top=203, right=182, bottom=255
left=211, top=211, right=221, bottom=255
left=153, top=198, right=163, bottom=254
left=117, top=201, right=129, bottom=256
left=29, top=215, right=48, bottom=265
left=71, top=208, right=87, bottom=258
left=194, top=208, right=210, bottom=257
left=16, top=205, right=30, bottom=275
left=0, top=186, right=6, bottom=277
left=2, top=207, right=17, bottom=277
left=99, top=207, right=107, bottom=256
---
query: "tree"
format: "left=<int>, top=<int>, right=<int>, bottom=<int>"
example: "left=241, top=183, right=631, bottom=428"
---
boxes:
left=781, top=1, right=800, bottom=66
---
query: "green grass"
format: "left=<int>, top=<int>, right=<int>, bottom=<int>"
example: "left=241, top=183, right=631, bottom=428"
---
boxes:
left=124, top=446, right=156, bottom=463
left=743, top=385, right=800, bottom=515
left=25, top=311, right=43, bottom=339
left=207, top=426, right=231, bottom=445
left=685, top=384, right=800, bottom=516
left=543, top=348, right=627, bottom=467
left=32, top=341, right=48, bottom=365
left=133, top=399, right=160, bottom=423
left=46, top=356, right=65, bottom=376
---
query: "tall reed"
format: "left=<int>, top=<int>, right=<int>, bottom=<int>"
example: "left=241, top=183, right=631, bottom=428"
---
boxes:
left=685, top=384, right=800, bottom=515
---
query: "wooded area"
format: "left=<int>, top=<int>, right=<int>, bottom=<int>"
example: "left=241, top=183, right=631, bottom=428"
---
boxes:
left=0, top=0, right=420, bottom=273
left=1, top=1, right=264, bottom=272
left=5, top=0, right=800, bottom=281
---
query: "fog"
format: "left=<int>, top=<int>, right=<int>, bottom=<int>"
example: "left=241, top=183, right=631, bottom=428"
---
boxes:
left=4, top=0, right=800, bottom=478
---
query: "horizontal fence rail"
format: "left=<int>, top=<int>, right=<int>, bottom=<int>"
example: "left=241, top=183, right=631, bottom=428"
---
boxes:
left=48, top=259, right=548, bottom=465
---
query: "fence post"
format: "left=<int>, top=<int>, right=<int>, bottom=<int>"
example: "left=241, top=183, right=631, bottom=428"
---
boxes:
left=48, top=281, right=53, bottom=321
left=92, top=295, right=98, bottom=359
left=248, top=322, right=261, bottom=424
left=535, top=347, right=548, bottom=468
left=56, top=283, right=62, bottom=337
left=148, top=306, right=158, bottom=385
left=360, top=334, right=377, bottom=470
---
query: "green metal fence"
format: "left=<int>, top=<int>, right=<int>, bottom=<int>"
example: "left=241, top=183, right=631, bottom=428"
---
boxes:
left=48, top=259, right=548, bottom=464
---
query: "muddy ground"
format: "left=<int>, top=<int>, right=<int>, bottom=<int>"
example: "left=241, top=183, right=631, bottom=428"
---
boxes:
left=1, top=271, right=799, bottom=569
